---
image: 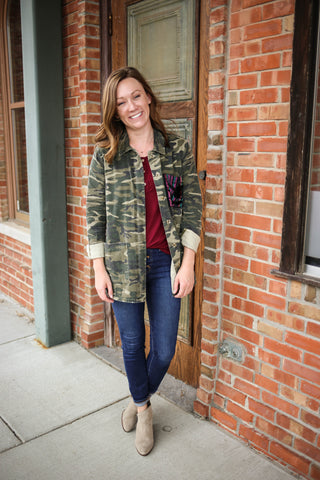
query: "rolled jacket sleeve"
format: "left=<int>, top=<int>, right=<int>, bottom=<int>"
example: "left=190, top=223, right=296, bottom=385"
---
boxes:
left=86, top=147, right=107, bottom=259
left=181, top=228, right=200, bottom=253
left=180, top=141, right=203, bottom=249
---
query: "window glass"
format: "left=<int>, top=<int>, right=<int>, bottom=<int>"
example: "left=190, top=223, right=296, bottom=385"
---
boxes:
left=12, top=108, right=28, bottom=213
left=6, top=0, right=29, bottom=217
left=7, top=0, right=24, bottom=103
left=305, top=30, right=320, bottom=276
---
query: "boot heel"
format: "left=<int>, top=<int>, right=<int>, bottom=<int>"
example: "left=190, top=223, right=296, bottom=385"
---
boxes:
left=135, top=403, right=154, bottom=456
left=121, top=398, right=137, bottom=433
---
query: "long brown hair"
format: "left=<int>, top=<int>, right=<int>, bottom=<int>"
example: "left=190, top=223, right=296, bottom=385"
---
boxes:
left=96, top=67, right=168, bottom=163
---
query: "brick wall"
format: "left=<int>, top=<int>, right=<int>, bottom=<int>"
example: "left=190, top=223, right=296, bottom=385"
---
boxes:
left=194, top=1, right=320, bottom=479
left=63, top=0, right=104, bottom=348
left=0, top=233, right=33, bottom=310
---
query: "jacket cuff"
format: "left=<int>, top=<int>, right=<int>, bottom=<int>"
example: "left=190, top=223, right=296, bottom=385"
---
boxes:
left=181, top=229, right=200, bottom=253
left=87, top=242, right=105, bottom=259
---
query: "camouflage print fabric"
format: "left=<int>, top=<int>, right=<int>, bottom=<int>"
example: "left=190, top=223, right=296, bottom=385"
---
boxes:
left=86, top=129, right=203, bottom=303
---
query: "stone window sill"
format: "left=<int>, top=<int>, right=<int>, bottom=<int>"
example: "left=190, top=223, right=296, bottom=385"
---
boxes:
left=0, top=221, right=31, bottom=246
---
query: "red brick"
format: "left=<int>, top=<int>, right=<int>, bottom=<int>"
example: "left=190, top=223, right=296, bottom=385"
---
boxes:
left=240, top=88, right=278, bottom=105
left=304, top=352, right=320, bottom=370
left=228, top=73, right=258, bottom=90
left=244, top=20, right=282, bottom=41
left=232, top=297, right=265, bottom=317
left=258, top=137, right=288, bottom=152
left=283, top=359, right=320, bottom=385
left=194, top=400, right=209, bottom=418
left=262, top=34, right=293, bottom=53
left=239, top=424, right=269, bottom=451
left=294, top=438, right=320, bottom=463
left=249, top=288, right=286, bottom=310
left=260, top=70, right=292, bottom=86
left=227, top=400, right=254, bottom=423
left=240, top=53, right=281, bottom=73
left=262, top=391, right=299, bottom=417
left=301, top=410, right=320, bottom=430
left=252, top=230, right=281, bottom=249
left=210, top=407, right=238, bottom=431
left=285, top=331, right=320, bottom=356
left=249, top=398, right=275, bottom=421
left=221, top=358, right=254, bottom=382
left=277, top=413, right=317, bottom=443
left=256, top=169, right=286, bottom=184
left=224, top=280, right=248, bottom=299
left=235, top=183, right=273, bottom=200
left=300, top=381, right=320, bottom=402
left=235, top=212, right=271, bottom=231
left=259, top=349, right=281, bottom=367
left=310, top=464, right=320, bottom=480
left=230, top=6, right=261, bottom=29
left=262, top=0, right=295, bottom=21
left=210, top=6, right=227, bottom=24
left=234, top=378, right=260, bottom=399
left=255, top=373, right=279, bottom=394
left=270, top=442, right=310, bottom=475
left=227, top=138, right=255, bottom=152
left=264, top=337, right=302, bottom=362
left=228, top=107, right=258, bottom=121
left=216, top=381, right=247, bottom=405
left=267, top=309, right=305, bottom=331
left=256, top=417, right=293, bottom=445
left=239, top=121, right=276, bottom=136
left=259, top=104, right=289, bottom=120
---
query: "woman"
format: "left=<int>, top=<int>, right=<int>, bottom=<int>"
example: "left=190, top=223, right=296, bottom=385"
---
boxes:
left=86, top=67, right=202, bottom=456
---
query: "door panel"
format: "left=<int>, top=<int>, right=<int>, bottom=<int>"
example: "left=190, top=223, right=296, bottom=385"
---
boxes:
left=127, top=0, right=195, bottom=102
left=110, top=0, right=203, bottom=387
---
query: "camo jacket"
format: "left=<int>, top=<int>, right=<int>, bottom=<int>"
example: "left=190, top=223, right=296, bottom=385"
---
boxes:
left=86, top=129, right=202, bottom=303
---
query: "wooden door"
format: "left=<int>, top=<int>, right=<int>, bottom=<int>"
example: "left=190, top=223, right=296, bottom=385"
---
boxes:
left=106, top=0, right=208, bottom=387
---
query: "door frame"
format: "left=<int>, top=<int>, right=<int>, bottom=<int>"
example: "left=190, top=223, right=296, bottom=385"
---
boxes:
left=99, top=0, right=209, bottom=386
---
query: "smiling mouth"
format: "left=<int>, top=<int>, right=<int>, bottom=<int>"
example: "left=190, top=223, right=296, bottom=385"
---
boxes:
left=130, top=112, right=142, bottom=119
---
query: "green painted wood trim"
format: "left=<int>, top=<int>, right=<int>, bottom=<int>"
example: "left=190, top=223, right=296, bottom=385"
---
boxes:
left=21, top=0, right=71, bottom=346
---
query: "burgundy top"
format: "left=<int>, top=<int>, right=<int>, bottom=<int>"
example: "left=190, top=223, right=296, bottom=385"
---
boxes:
left=142, top=156, right=170, bottom=255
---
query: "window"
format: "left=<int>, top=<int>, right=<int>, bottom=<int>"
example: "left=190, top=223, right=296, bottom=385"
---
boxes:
left=305, top=44, right=320, bottom=277
left=276, top=0, right=320, bottom=285
left=0, top=0, right=28, bottom=223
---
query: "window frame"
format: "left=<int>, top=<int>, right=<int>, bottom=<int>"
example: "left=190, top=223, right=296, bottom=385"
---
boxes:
left=273, top=0, right=320, bottom=287
left=0, top=0, right=28, bottom=224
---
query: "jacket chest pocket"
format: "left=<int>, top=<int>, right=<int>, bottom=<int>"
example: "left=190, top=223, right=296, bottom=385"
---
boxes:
left=163, top=174, right=183, bottom=208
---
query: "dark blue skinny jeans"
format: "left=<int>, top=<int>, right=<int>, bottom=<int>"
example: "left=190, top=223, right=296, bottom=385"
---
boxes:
left=112, top=248, right=181, bottom=406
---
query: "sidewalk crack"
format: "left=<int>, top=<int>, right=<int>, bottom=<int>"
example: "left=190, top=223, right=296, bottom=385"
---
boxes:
left=1, top=415, right=24, bottom=444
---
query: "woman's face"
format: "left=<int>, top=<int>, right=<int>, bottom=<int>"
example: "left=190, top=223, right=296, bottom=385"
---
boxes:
left=116, top=77, right=152, bottom=134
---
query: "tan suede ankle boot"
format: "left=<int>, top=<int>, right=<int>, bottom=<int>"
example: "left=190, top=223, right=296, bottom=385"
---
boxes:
left=121, top=398, right=137, bottom=432
left=135, top=402, right=154, bottom=456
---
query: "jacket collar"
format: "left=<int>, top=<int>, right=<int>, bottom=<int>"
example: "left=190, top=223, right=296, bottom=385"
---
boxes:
left=118, top=128, right=166, bottom=156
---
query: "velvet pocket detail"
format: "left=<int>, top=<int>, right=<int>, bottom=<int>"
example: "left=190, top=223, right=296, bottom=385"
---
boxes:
left=164, top=174, right=183, bottom=208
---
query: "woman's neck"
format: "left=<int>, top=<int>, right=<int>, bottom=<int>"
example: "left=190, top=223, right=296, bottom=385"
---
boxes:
left=128, top=126, right=154, bottom=157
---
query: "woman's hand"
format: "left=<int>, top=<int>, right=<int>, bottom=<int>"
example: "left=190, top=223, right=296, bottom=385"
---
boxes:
left=173, top=247, right=196, bottom=298
left=93, top=258, right=114, bottom=303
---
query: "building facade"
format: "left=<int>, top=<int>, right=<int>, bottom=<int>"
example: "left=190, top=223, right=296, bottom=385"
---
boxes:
left=0, top=0, right=319, bottom=478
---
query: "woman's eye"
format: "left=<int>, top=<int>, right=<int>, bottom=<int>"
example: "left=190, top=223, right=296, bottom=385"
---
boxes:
left=134, top=94, right=141, bottom=99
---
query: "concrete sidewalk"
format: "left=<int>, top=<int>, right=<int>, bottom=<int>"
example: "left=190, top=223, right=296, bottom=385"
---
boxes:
left=0, top=294, right=296, bottom=480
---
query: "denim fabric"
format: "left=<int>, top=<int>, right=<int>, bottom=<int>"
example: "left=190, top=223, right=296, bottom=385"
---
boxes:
left=112, top=249, right=181, bottom=405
